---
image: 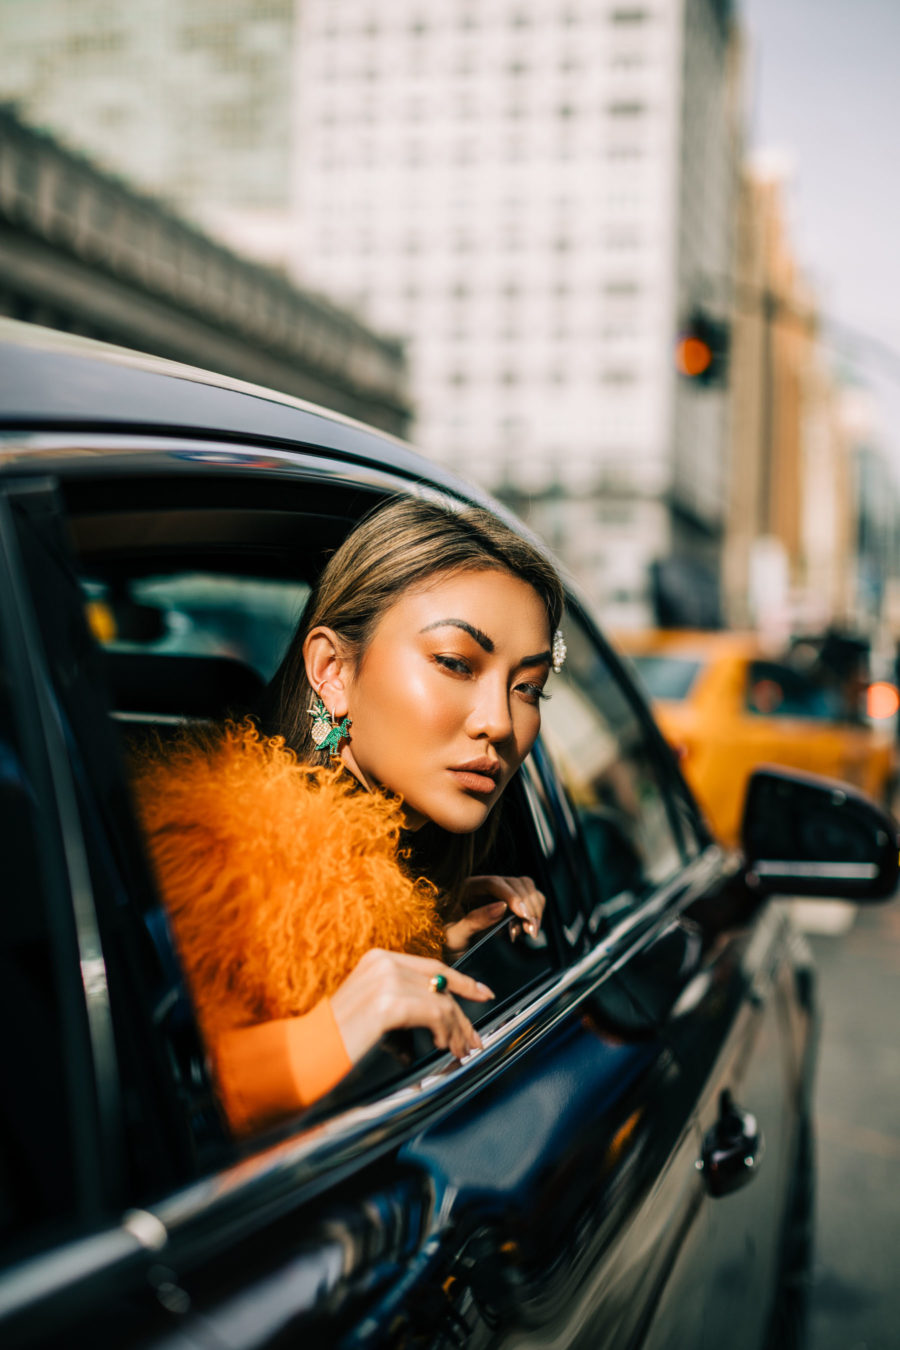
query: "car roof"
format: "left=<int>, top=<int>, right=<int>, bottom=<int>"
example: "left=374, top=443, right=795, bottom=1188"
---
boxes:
left=0, top=319, right=576, bottom=592
left=0, top=318, right=459, bottom=493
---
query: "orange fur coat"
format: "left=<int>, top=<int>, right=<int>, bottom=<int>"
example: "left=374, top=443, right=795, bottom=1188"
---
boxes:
left=131, top=720, right=444, bottom=1132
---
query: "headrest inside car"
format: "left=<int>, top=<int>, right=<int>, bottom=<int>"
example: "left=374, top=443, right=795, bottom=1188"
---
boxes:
left=104, top=650, right=265, bottom=721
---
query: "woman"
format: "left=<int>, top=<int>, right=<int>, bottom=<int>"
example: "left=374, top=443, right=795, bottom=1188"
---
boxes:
left=133, top=497, right=565, bottom=1136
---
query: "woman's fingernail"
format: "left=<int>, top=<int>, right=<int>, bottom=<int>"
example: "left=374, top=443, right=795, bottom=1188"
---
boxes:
left=473, top=1033, right=483, bottom=1050
left=487, top=902, right=507, bottom=916
left=476, top=982, right=496, bottom=999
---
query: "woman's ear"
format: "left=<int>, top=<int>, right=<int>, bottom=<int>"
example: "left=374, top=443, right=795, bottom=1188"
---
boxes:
left=303, top=627, right=351, bottom=718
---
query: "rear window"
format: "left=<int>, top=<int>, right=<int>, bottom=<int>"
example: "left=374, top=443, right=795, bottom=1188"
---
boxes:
left=745, top=660, right=838, bottom=720
left=84, top=572, right=310, bottom=681
left=628, top=654, right=702, bottom=701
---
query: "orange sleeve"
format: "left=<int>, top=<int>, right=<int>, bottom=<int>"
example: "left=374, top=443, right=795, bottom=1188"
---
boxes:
left=211, top=998, right=353, bottom=1137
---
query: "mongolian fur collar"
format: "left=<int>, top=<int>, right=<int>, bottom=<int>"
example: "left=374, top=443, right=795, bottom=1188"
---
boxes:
left=131, top=720, right=443, bottom=1047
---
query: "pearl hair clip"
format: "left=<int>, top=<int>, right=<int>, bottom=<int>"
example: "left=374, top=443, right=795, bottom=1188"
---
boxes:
left=552, top=628, right=567, bottom=674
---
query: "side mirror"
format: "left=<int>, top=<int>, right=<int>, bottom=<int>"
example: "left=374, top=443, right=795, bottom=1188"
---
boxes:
left=741, top=766, right=899, bottom=902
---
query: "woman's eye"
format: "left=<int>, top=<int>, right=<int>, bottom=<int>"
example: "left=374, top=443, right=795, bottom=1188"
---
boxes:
left=434, top=654, right=472, bottom=676
left=517, top=682, right=550, bottom=705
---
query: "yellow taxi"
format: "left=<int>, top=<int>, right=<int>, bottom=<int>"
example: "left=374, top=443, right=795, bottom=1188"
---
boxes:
left=616, top=630, right=898, bottom=847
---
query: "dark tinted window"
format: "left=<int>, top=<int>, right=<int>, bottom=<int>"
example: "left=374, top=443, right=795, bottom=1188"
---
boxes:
left=0, top=638, right=82, bottom=1257
left=746, top=661, right=838, bottom=720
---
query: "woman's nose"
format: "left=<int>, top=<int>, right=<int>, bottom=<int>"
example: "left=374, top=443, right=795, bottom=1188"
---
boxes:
left=467, top=682, right=514, bottom=743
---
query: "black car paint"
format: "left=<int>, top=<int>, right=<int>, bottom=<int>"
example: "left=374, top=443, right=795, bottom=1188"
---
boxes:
left=0, top=321, right=857, bottom=1349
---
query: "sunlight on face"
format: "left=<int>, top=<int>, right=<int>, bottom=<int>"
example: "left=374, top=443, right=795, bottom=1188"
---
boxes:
left=341, top=569, right=552, bottom=833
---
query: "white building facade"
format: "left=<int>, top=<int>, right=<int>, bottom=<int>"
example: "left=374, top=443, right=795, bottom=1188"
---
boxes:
left=292, top=0, right=740, bottom=622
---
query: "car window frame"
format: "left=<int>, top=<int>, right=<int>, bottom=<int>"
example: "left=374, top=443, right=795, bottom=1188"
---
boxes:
left=0, top=440, right=718, bottom=1106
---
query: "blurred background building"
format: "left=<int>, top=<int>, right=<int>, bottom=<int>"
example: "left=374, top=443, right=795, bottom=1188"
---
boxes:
left=0, top=0, right=897, bottom=640
left=0, top=0, right=297, bottom=264
left=291, top=0, right=741, bottom=626
left=724, top=158, right=900, bottom=650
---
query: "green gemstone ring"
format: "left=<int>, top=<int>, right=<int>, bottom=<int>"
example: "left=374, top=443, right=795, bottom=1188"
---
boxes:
left=429, top=973, right=448, bottom=994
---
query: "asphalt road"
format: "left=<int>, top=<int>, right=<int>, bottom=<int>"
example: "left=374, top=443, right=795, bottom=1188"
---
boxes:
left=801, top=900, right=900, bottom=1350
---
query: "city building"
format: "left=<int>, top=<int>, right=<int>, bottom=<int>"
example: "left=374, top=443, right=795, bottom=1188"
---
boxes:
left=0, top=0, right=296, bottom=269
left=0, top=106, right=411, bottom=435
left=292, top=0, right=742, bottom=622
left=839, top=384, right=900, bottom=640
left=724, top=159, right=876, bottom=638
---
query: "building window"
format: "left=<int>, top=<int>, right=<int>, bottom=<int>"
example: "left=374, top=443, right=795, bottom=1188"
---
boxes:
left=608, top=101, right=646, bottom=117
left=611, top=49, right=645, bottom=69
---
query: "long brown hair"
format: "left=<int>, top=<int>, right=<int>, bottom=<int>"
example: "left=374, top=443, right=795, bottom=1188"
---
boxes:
left=260, top=495, right=564, bottom=904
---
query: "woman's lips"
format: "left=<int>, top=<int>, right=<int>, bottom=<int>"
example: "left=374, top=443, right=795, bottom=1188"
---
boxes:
left=447, top=762, right=501, bottom=794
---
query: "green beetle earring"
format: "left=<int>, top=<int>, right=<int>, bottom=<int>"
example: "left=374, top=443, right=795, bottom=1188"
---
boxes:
left=309, top=692, right=352, bottom=758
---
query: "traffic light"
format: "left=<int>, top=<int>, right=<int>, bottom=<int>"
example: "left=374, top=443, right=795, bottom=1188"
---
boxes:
left=675, top=308, right=729, bottom=387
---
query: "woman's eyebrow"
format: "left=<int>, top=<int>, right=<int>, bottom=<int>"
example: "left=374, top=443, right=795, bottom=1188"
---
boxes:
left=420, top=618, right=494, bottom=651
left=420, top=620, right=552, bottom=668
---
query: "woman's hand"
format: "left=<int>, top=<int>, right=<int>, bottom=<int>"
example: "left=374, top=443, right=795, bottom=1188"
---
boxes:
left=444, top=875, right=546, bottom=956
left=329, top=948, right=495, bottom=1065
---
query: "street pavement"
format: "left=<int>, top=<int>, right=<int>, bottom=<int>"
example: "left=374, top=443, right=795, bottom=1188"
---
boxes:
left=796, top=900, right=900, bottom=1350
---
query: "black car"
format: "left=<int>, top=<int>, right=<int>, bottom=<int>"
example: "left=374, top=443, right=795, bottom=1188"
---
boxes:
left=0, top=319, right=895, bottom=1350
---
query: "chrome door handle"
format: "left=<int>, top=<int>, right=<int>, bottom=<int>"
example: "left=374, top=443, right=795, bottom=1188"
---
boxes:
left=697, top=1090, right=765, bottom=1198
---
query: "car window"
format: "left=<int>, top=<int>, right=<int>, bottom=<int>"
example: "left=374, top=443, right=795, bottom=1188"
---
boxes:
left=540, top=609, right=687, bottom=931
left=68, top=488, right=577, bottom=1140
left=628, top=654, right=703, bottom=701
left=746, top=660, right=839, bottom=720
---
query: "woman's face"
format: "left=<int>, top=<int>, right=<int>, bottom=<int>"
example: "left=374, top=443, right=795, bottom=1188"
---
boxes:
left=337, top=569, right=552, bottom=833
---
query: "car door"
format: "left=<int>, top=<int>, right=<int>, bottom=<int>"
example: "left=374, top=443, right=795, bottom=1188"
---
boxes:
left=0, top=479, right=226, bottom=1349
